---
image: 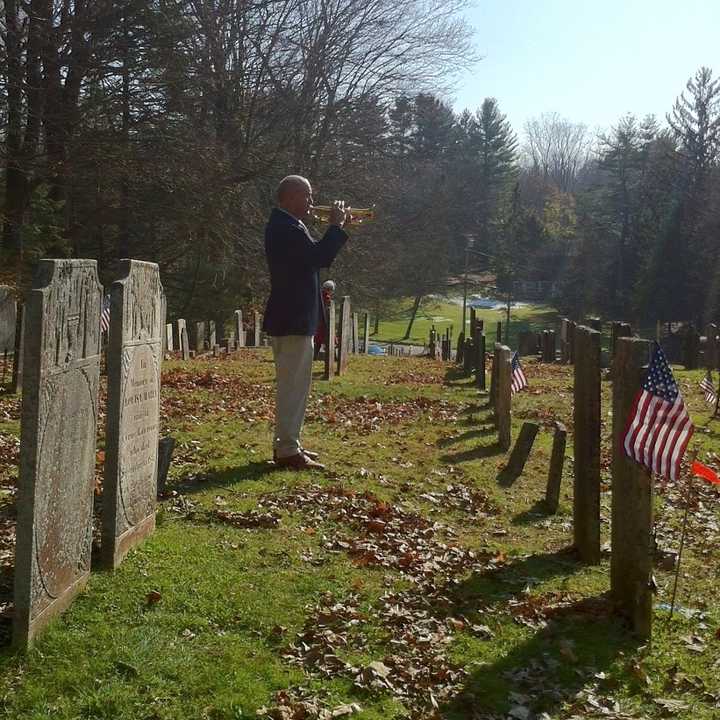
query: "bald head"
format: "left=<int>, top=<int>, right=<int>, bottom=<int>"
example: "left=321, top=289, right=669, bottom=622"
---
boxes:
left=276, top=175, right=313, bottom=220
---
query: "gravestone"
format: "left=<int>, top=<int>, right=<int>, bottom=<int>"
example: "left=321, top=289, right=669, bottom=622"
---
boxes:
left=349, top=312, right=357, bottom=354
left=470, top=308, right=477, bottom=339
left=499, top=421, right=539, bottom=485
left=14, top=259, right=103, bottom=646
left=683, top=325, right=700, bottom=370
left=0, top=287, right=16, bottom=356
left=234, top=310, right=245, bottom=347
left=165, top=323, right=174, bottom=352
left=363, top=313, right=370, bottom=354
left=181, top=326, right=190, bottom=361
left=610, top=321, right=632, bottom=360
left=475, top=331, right=486, bottom=390
left=495, top=344, right=512, bottom=451
left=253, top=311, right=261, bottom=347
left=337, top=297, right=351, bottom=374
left=567, top=320, right=576, bottom=363
left=542, top=330, right=556, bottom=362
left=489, top=344, right=499, bottom=408
left=324, top=300, right=336, bottom=380
left=559, top=318, right=569, bottom=362
left=518, top=331, right=537, bottom=357
left=208, top=320, right=217, bottom=349
left=11, top=303, right=25, bottom=393
left=611, top=337, right=653, bottom=639
left=705, top=323, right=719, bottom=370
left=456, top=331, right=465, bottom=364
left=177, top=318, right=187, bottom=350
left=463, top=337, right=474, bottom=375
left=546, top=422, right=567, bottom=513
left=102, top=260, right=164, bottom=569
left=192, top=321, right=206, bottom=352
left=573, top=325, right=601, bottom=564
left=495, top=321, right=502, bottom=345
left=157, top=437, right=176, bottom=497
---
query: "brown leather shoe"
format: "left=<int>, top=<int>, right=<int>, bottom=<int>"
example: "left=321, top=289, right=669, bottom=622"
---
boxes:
left=273, top=448, right=320, bottom=462
left=275, top=452, right=325, bottom=471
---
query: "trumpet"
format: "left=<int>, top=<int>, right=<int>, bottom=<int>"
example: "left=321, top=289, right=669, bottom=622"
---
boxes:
left=311, top=205, right=376, bottom=222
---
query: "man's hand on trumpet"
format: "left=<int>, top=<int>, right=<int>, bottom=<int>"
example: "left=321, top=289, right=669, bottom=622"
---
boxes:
left=328, top=200, right=354, bottom=228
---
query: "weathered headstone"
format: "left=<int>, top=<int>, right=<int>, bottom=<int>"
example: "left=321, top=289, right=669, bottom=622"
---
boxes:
left=559, top=318, right=569, bottom=362
left=518, top=331, right=537, bottom=357
left=541, top=329, right=556, bottom=362
left=546, top=422, right=567, bottom=513
left=102, top=260, right=163, bottom=569
left=475, top=331, right=486, bottom=390
left=181, top=326, right=190, bottom=361
left=337, top=297, right=351, bottom=375
left=324, top=299, right=336, bottom=380
left=470, top=308, right=477, bottom=339
left=463, top=337, right=474, bottom=375
left=489, top=344, right=499, bottom=408
left=208, top=320, right=217, bottom=349
left=573, top=325, right=601, bottom=564
left=177, top=318, right=187, bottom=350
left=495, top=344, right=512, bottom=450
left=495, top=321, right=502, bottom=345
left=11, top=303, right=25, bottom=393
left=234, top=310, right=245, bottom=347
left=499, top=421, right=539, bottom=485
left=0, top=286, right=16, bottom=356
left=192, top=321, right=206, bottom=352
left=165, top=323, right=174, bottom=352
left=253, top=311, right=261, bottom=348
left=567, top=320, right=576, bottom=363
left=363, top=313, right=370, bottom=354
left=611, top=337, right=653, bottom=639
left=14, top=259, right=103, bottom=646
left=157, top=436, right=176, bottom=497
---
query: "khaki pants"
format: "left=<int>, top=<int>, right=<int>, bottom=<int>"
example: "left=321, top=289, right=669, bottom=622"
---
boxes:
left=271, top=335, right=314, bottom=459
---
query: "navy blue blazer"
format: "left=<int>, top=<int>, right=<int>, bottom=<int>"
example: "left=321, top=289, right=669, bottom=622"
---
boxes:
left=262, top=208, right=348, bottom=336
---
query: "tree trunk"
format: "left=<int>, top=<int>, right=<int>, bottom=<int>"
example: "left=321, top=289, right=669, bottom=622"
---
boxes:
left=403, top=294, right=423, bottom=340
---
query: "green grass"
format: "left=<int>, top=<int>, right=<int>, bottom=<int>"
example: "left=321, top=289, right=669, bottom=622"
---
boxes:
left=369, top=294, right=559, bottom=348
left=0, top=348, right=718, bottom=719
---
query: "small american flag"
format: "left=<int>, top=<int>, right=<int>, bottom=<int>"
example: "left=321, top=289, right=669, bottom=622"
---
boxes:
left=622, top=343, right=694, bottom=481
left=100, top=295, right=111, bottom=334
left=700, top=370, right=717, bottom=405
left=511, top=351, right=528, bottom=395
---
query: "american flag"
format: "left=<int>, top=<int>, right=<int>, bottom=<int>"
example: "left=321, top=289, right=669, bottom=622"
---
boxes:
left=511, top=351, right=528, bottom=395
left=700, top=370, right=717, bottom=405
left=100, top=295, right=111, bottom=334
left=622, top=343, right=694, bottom=481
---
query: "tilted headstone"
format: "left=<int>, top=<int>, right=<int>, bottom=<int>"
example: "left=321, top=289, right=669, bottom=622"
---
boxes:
left=546, top=422, right=567, bottom=514
left=102, top=260, right=164, bottom=569
left=253, top=311, right=261, bottom=347
left=500, top=421, right=539, bottom=484
left=165, top=323, right=174, bottom=352
left=176, top=318, right=186, bottom=349
left=611, top=337, right=653, bottom=639
left=14, top=259, right=102, bottom=646
left=157, top=436, right=176, bottom=497
left=0, top=286, right=16, bottom=356
left=573, top=325, right=601, bottom=564
left=181, top=326, right=190, bottom=361
left=363, top=313, right=370, bottom=354
left=11, top=303, right=25, bottom=393
left=337, top=297, right=351, bottom=374
left=495, top=344, right=512, bottom=451
left=234, top=310, right=245, bottom=347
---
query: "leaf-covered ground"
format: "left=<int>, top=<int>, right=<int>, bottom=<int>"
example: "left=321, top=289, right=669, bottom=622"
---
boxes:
left=0, top=350, right=718, bottom=720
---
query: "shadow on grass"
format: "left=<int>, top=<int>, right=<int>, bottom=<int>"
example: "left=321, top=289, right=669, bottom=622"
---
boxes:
left=441, top=593, right=639, bottom=719
left=436, top=427, right=497, bottom=448
left=496, top=463, right=524, bottom=488
left=511, top=499, right=553, bottom=525
left=169, top=461, right=282, bottom=497
left=440, top=441, right=505, bottom=464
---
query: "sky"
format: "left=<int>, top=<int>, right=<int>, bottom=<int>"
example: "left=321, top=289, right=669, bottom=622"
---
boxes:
left=452, top=0, right=720, bottom=136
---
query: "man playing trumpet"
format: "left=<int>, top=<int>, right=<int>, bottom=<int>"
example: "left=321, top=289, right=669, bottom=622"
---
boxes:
left=262, top=175, right=352, bottom=470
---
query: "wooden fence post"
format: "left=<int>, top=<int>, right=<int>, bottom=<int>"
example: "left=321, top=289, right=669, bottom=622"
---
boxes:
left=611, top=337, right=653, bottom=639
left=573, top=325, right=602, bottom=564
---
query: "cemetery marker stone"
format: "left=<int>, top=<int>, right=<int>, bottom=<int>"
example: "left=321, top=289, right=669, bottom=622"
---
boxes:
left=102, top=260, right=163, bottom=569
left=14, top=259, right=103, bottom=646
